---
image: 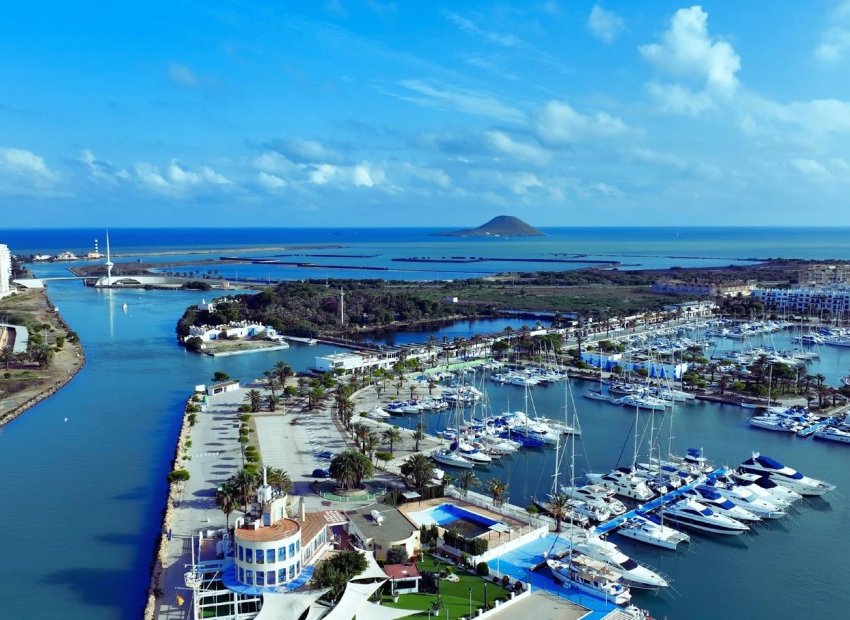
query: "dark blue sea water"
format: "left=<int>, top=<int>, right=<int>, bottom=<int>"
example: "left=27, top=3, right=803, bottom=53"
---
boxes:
left=6, top=227, right=850, bottom=279
left=1, top=229, right=849, bottom=619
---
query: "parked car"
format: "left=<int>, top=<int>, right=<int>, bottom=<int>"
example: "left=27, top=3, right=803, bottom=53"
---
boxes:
left=312, top=468, right=330, bottom=478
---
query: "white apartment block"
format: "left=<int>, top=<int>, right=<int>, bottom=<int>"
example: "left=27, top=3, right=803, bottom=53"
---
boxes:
left=752, top=287, right=850, bottom=315
left=0, top=244, right=12, bottom=297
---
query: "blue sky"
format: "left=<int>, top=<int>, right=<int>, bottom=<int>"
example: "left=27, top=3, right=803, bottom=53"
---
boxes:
left=2, top=1, right=850, bottom=227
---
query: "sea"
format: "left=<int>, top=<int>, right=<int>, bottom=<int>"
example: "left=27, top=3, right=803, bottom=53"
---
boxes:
left=0, top=227, right=848, bottom=620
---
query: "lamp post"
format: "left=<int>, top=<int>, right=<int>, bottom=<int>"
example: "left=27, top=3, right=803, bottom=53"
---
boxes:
left=484, top=581, right=488, bottom=609
left=468, top=587, right=472, bottom=618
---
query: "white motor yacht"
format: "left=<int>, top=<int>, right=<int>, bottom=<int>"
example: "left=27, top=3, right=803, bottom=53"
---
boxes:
left=454, top=441, right=492, bottom=463
left=814, top=426, right=850, bottom=444
left=700, top=480, right=785, bottom=519
left=740, top=474, right=802, bottom=503
left=365, top=406, right=391, bottom=419
left=729, top=473, right=793, bottom=509
left=586, top=468, right=655, bottom=501
left=662, top=499, right=750, bottom=535
left=430, top=449, right=474, bottom=469
left=546, top=556, right=632, bottom=605
left=570, top=536, right=669, bottom=590
left=739, top=452, right=836, bottom=496
left=614, top=394, right=668, bottom=412
left=616, top=515, right=690, bottom=550
left=560, top=485, right=627, bottom=516
left=686, top=486, right=761, bottom=522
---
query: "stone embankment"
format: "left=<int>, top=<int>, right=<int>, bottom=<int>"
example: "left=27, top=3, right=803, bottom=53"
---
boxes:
left=143, top=393, right=195, bottom=620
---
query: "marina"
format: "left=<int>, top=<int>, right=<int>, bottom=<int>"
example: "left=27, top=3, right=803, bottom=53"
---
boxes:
left=2, top=232, right=850, bottom=620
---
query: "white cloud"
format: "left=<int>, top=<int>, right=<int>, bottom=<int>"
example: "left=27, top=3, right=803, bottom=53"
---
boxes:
left=588, top=5, right=625, bottom=44
left=640, top=6, right=740, bottom=97
left=647, top=81, right=716, bottom=116
left=792, top=158, right=833, bottom=181
left=396, top=79, right=525, bottom=122
left=266, top=137, right=340, bottom=163
left=535, top=100, right=627, bottom=145
left=0, top=147, right=55, bottom=180
left=79, top=149, right=130, bottom=183
left=134, top=159, right=230, bottom=194
left=537, top=1, right=560, bottom=16
left=442, top=10, right=523, bottom=48
left=254, top=151, right=297, bottom=175
left=814, top=1, right=850, bottom=63
left=257, top=171, right=287, bottom=190
left=484, top=131, right=549, bottom=164
left=168, top=63, right=198, bottom=88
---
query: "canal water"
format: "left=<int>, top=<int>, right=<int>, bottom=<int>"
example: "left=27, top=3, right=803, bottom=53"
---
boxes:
left=0, top=264, right=848, bottom=619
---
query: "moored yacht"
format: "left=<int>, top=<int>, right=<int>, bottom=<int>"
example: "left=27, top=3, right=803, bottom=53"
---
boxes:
left=430, top=449, right=474, bottom=469
left=813, top=426, right=850, bottom=444
left=546, top=555, right=632, bottom=605
left=570, top=536, right=669, bottom=590
left=586, top=467, right=655, bottom=501
left=662, top=499, right=750, bottom=535
left=617, top=514, right=690, bottom=550
left=739, top=452, right=836, bottom=496
left=685, top=486, right=762, bottom=522
left=560, top=485, right=627, bottom=516
left=700, top=480, right=786, bottom=519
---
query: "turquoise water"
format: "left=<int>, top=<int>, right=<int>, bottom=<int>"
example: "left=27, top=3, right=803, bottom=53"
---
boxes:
left=1, top=229, right=849, bottom=619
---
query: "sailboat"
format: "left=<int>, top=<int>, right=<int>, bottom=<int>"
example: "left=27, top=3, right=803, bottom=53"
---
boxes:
left=431, top=385, right=474, bottom=468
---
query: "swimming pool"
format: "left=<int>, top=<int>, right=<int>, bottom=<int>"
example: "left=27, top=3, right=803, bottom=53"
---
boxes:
left=408, top=503, right=501, bottom=538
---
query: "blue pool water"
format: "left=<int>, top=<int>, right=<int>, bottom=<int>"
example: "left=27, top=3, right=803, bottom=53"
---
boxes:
left=410, top=503, right=501, bottom=538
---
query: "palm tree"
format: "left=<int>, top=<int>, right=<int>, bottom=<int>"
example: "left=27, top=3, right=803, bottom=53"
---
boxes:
left=1, top=345, right=13, bottom=372
left=266, top=468, right=293, bottom=495
left=233, top=468, right=260, bottom=513
left=265, top=394, right=279, bottom=412
left=400, top=453, right=434, bottom=492
left=487, top=478, right=508, bottom=506
left=352, top=423, right=371, bottom=451
left=457, top=470, right=479, bottom=497
left=409, top=384, right=417, bottom=400
left=413, top=420, right=425, bottom=452
left=264, top=374, right=281, bottom=398
left=364, top=431, right=380, bottom=461
left=216, top=482, right=239, bottom=530
left=547, top=493, right=570, bottom=533
left=382, top=426, right=402, bottom=456
left=329, top=449, right=374, bottom=491
left=245, top=389, right=263, bottom=413
left=273, top=361, right=294, bottom=386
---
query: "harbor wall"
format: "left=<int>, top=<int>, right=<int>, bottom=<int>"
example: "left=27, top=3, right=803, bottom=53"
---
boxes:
left=142, top=392, right=196, bottom=620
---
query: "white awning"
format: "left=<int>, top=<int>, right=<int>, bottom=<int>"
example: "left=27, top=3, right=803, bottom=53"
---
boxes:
left=354, top=547, right=390, bottom=581
left=255, top=589, right=329, bottom=620
left=320, top=580, right=386, bottom=620
left=356, top=601, right=422, bottom=620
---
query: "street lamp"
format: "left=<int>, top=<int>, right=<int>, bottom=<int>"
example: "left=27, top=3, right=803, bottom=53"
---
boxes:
left=468, top=587, right=472, bottom=618
left=484, top=581, right=488, bottom=608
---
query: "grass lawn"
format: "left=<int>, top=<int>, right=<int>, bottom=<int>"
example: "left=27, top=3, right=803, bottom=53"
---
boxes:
left=382, top=556, right=511, bottom=620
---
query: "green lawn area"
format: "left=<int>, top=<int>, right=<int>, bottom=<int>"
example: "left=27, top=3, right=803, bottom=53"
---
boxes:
left=382, top=556, right=511, bottom=620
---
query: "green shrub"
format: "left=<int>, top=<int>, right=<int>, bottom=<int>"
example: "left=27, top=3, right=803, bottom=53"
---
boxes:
left=476, top=562, right=489, bottom=576
left=167, top=469, right=190, bottom=483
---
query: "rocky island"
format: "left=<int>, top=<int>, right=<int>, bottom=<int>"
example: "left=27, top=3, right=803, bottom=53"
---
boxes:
left=432, top=215, right=545, bottom=237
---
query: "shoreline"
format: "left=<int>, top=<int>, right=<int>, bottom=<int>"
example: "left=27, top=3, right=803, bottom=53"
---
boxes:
left=143, top=391, right=194, bottom=620
left=0, top=290, right=86, bottom=428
